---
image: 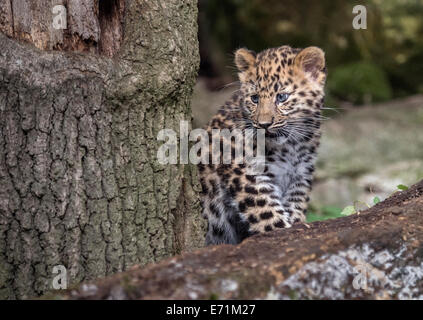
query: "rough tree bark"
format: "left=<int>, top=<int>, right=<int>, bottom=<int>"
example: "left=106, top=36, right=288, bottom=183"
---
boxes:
left=0, top=0, right=205, bottom=299
left=53, top=180, right=423, bottom=300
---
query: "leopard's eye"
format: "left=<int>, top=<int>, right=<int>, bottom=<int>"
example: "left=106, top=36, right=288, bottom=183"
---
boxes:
left=276, top=93, right=289, bottom=104
left=251, top=94, right=259, bottom=104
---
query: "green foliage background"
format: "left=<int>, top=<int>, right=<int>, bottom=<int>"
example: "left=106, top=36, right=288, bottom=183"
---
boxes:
left=199, top=0, right=423, bottom=104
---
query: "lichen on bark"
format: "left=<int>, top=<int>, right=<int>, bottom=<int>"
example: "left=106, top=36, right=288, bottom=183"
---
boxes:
left=49, top=180, right=423, bottom=300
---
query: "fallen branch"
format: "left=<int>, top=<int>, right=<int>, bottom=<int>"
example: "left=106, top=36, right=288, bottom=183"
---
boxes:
left=52, top=180, right=423, bottom=300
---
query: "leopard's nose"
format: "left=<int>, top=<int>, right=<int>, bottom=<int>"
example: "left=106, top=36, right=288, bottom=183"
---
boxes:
left=258, top=122, right=272, bottom=129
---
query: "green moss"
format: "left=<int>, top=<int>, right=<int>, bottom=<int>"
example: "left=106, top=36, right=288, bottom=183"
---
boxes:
left=208, top=293, right=219, bottom=300
left=328, top=61, right=392, bottom=104
left=307, top=206, right=343, bottom=223
left=287, top=289, right=298, bottom=300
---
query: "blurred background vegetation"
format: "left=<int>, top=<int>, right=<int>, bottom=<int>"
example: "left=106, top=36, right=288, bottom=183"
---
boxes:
left=193, top=0, right=423, bottom=221
left=198, top=0, right=423, bottom=103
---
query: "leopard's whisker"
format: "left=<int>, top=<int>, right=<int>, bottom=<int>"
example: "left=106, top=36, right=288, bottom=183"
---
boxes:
left=219, top=81, right=241, bottom=90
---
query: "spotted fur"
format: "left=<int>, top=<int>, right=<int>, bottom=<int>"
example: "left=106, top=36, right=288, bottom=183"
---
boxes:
left=198, top=45, right=327, bottom=245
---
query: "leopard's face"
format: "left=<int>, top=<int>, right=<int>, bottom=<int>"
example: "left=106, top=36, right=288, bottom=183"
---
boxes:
left=235, top=45, right=327, bottom=140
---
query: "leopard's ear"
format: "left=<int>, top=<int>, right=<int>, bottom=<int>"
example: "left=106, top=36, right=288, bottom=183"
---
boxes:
left=294, top=46, right=326, bottom=83
left=234, top=48, right=256, bottom=73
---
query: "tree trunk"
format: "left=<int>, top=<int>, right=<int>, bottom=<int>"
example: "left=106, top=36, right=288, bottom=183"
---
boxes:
left=0, top=0, right=205, bottom=299
left=53, top=180, right=423, bottom=300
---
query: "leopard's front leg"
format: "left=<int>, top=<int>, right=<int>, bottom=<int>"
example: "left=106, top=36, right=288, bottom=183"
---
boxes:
left=232, top=174, right=293, bottom=234
left=278, top=174, right=313, bottom=224
left=233, top=166, right=313, bottom=234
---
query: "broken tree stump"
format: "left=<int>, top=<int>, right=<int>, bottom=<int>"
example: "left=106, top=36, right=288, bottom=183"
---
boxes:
left=53, top=180, right=423, bottom=300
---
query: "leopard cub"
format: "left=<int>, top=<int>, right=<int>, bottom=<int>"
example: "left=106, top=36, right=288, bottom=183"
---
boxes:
left=198, top=45, right=327, bottom=245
